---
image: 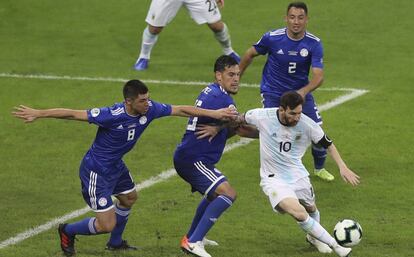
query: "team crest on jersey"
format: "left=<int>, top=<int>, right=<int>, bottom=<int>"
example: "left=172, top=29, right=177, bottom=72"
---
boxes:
left=300, top=48, right=309, bottom=57
left=139, top=116, right=147, bottom=125
left=98, top=197, right=107, bottom=207
left=91, top=108, right=100, bottom=117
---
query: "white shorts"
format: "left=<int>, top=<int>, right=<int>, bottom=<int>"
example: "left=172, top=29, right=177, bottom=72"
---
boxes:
left=145, top=0, right=222, bottom=26
left=260, top=176, right=315, bottom=212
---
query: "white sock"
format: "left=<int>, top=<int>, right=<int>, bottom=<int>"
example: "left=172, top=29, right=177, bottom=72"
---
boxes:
left=214, top=23, right=234, bottom=55
left=309, top=209, right=320, bottom=223
left=138, top=26, right=158, bottom=60
left=298, top=216, right=337, bottom=247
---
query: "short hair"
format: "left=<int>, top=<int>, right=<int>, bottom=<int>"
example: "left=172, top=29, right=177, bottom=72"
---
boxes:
left=280, top=91, right=304, bottom=110
left=287, top=2, right=308, bottom=15
left=123, top=79, right=148, bottom=99
left=214, top=55, right=239, bottom=72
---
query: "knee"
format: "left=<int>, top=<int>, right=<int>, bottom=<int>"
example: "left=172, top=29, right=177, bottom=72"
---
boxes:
left=208, top=21, right=224, bottom=33
left=120, top=193, right=138, bottom=208
left=148, top=25, right=163, bottom=35
left=96, top=218, right=116, bottom=233
left=227, top=189, right=237, bottom=202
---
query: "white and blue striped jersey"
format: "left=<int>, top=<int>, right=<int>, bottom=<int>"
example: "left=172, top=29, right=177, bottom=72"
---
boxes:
left=174, top=83, right=236, bottom=164
left=245, top=108, right=324, bottom=183
left=85, top=101, right=172, bottom=174
left=254, top=28, right=323, bottom=96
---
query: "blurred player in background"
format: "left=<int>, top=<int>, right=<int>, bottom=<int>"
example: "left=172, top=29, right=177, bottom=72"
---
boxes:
left=237, top=91, right=360, bottom=257
left=134, top=0, right=240, bottom=71
left=12, top=79, right=236, bottom=256
left=239, top=1, right=335, bottom=182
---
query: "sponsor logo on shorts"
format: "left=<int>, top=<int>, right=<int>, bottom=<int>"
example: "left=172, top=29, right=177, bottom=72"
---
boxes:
left=98, top=197, right=107, bottom=207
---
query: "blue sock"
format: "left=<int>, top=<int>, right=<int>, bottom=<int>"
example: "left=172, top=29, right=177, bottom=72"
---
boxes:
left=189, top=195, right=234, bottom=243
left=108, top=204, right=131, bottom=246
left=312, top=144, right=327, bottom=170
left=187, top=198, right=210, bottom=238
left=64, top=217, right=99, bottom=236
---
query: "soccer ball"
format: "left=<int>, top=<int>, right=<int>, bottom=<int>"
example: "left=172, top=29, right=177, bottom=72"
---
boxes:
left=333, top=219, right=363, bottom=247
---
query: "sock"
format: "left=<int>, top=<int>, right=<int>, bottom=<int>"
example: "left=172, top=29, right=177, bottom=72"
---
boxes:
left=64, top=217, right=99, bottom=236
left=298, top=216, right=336, bottom=247
left=189, top=195, right=234, bottom=243
left=309, top=209, right=320, bottom=223
left=108, top=203, right=131, bottom=246
left=138, top=26, right=158, bottom=60
left=312, top=144, right=327, bottom=170
left=213, top=23, right=234, bottom=55
left=187, top=197, right=210, bottom=238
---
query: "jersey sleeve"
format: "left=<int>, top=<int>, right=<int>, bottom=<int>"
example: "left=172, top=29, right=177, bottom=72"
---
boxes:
left=87, top=107, right=115, bottom=128
left=253, top=32, right=271, bottom=55
left=311, top=41, right=324, bottom=69
left=244, top=108, right=264, bottom=128
left=309, top=121, right=325, bottom=144
left=149, top=100, right=172, bottom=119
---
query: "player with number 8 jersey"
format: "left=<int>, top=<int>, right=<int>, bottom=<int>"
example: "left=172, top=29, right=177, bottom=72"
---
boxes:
left=12, top=79, right=236, bottom=256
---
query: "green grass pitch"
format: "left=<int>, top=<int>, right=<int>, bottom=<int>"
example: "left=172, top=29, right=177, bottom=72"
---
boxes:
left=0, top=0, right=413, bottom=256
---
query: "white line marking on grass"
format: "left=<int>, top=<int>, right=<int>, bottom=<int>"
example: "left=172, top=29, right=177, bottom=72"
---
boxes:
left=0, top=72, right=369, bottom=93
left=0, top=73, right=368, bottom=249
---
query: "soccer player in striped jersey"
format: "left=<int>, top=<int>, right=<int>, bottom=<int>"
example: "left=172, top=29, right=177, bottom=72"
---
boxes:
left=236, top=91, right=360, bottom=257
left=134, top=0, right=240, bottom=71
left=239, top=1, right=336, bottom=182
left=12, top=79, right=236, bottom=256
left=174, top=55, right=240, bottom=257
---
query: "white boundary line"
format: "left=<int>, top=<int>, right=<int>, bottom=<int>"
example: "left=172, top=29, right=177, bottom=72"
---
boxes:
left=0, top=73, right=368, bottom=249
left=0, top=72, right=366, bottom=92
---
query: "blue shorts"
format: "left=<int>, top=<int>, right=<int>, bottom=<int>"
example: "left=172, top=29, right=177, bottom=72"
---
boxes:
left=174, top=160, right=227, bottom=197
left=79, top=158, right=135, bottom=212
left=261, top=92, right=323, bottom=124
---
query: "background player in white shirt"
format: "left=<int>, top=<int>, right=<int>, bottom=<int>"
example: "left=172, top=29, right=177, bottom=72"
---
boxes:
left=134, top=0, right=240, bottom=70
left=237, top=91, right=360, bottom=257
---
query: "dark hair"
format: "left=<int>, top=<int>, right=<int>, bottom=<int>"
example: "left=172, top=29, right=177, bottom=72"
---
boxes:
left=123, top=79, right=148, bottom=99
left=214, top=55, right=239, bottom=72
left=280, top=91, right=304, bottom=110
left=287, top=2, right=308, bottom=15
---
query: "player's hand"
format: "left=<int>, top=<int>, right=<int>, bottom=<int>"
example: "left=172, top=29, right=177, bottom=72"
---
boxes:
left=195, top=124, right=220, bottom=142
left=12, top=105, right=39, bottom=123
left=339, top=166, right=360, bottom=186
left=216, top=0, right=224, bottom=8
left=213, top=107, right=238, bottom=120
left=296, top=88, right=307, bottom=100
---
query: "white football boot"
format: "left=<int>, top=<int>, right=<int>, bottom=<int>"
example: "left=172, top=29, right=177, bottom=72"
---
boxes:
left=333, top=244, right=352, bottom=257
left=186, top=241, right=212, bottom=257
left=306, top=234, right=332, bottom=253
left=202, top=237, right=219, bottom=246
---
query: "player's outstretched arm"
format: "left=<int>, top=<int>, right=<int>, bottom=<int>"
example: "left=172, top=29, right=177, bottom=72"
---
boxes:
left=170, top=105, right=237, bottom=120
left=12, top=105, right=88, bottom=123
left=236, top=124, right=259, bottom=138
left=297, top=67, right=324, bottom=98
left=327, top=143, right=360, bottom=186
left=239, top=47, right=259, bottom=77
